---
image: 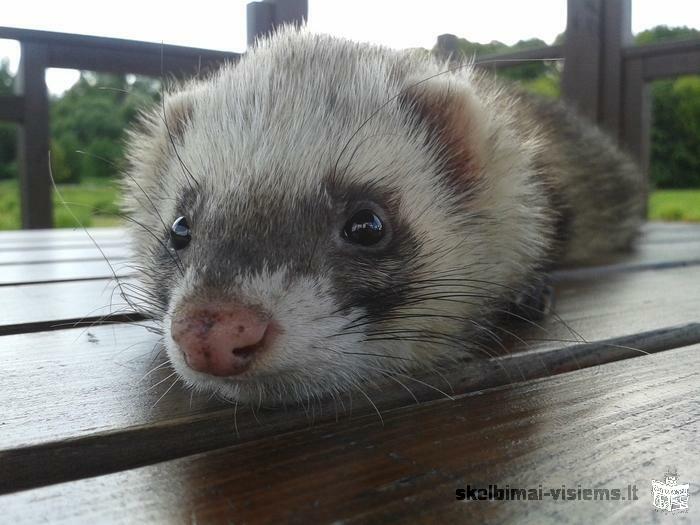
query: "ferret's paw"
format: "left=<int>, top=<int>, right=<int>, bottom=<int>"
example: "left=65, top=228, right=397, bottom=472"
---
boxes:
left=509, top=278, right=555, bottom=323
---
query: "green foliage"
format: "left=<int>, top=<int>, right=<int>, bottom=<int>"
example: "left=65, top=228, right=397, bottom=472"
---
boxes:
left=635, top=25, right=700, bottom=45
left=649, top=76, right=700, bottom=187
left=439, top=26, right=700, bottom=187
left=437, top=36, right=559, bottom=86
left=0, top=179, right=123, bottom=230
left=648, top=190, right=700, bottom=221
left=49, top=139, right=73, bottom=183
left=635, top=27, right=700, bottom=188
left=0, top=59, right=16, bottom=180
left=520, top=74, right=561, bottom=99
left=50, top=72, right=160, bottom=182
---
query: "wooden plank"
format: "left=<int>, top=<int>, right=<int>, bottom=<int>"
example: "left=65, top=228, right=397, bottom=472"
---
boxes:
left=1, top=345, right=698, bottom=523
left=639, top=222, right=700, bottom=244
left=0, top=259, right=132, bottom=285
left=0, top=239, right=128, bottom=252
left=0, top=278, right=140, bottom=334
left=15, top=42, right=52, bottom=229
left=538, top=265, right=700, bottom=348
left=0, top=223, right=691, bottom=248
left=4, top=240, right=696, bottom=269
left=642, top=48, right=700, bottom=80
left=0, top=324, right=210, bottom=452
left=0, top=227, right=124, bottom=244
left=1, top=265, right=700, bottom=493
left=1, top=239, right=698, bottom=330
left=0, top=245, right=130, bottom=264
left=623, top=37, right=700, bottom=80
left=623, top=36, right=700, bottom=60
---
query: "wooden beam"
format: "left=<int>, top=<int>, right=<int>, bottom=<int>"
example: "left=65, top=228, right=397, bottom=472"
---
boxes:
left=15, top=42, right=52, bottom=229
left=641, top=49, right=700, bottom=80
left=475, top=45, right=564, bottom=69
left=0, top=95, right=24, bottom=123
left=0, top=27, right=238, bottom=79
left=46, top=44, right=232, bottom=79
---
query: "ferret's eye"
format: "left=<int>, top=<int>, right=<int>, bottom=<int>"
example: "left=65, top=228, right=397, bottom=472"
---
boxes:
left=343, top=209, right=384, bottom=246
left=170, top=216, right=191, bottom=250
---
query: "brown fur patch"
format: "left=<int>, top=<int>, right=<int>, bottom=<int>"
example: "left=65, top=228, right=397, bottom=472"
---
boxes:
left=163, top=91, right=195, bottom=142
left=399, top=80, right=482, bottom=193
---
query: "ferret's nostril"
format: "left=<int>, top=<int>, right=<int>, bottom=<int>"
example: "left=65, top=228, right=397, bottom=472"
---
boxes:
left=231, top=343, right=261, bottom=357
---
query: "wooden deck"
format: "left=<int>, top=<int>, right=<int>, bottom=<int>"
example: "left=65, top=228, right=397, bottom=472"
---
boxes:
left=0, top=223, right=699, bottom=523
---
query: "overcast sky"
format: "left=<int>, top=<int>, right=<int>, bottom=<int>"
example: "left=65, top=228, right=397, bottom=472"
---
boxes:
left=1, top=0, right=699, bottom=94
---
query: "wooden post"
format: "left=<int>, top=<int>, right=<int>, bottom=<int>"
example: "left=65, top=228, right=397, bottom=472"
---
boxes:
left=15, top=42, right=52, bottom=229
left=562, top=0, right=631, bottom=141
left=622, top=57, right=651, bottom=182
left=600, top=0, right=632, bottom=139
left=562, top=0, right=604, bottom=122
left=246, top=0, right=308, bottom=47
left=435, top=34, right=459, bottom=61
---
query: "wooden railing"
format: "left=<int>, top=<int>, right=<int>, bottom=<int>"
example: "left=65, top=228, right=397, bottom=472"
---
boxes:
left=441, top=0, right=700, bottom=186
left=0, top=28, right=240, bottom=229
left=1, top=0, right=700, bottom=228
left=0, top=0, right=305, bottom=229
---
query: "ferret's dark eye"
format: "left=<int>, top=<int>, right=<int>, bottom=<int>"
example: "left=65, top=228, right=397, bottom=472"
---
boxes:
left=343, top=209, right=384, bottom=246
left=170, top=216, right=191, bottom=250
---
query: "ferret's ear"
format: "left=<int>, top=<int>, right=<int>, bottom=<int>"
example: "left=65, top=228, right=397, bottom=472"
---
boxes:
left=124, top=89, right=197, bottom=182
left=400, top=77, right=486, bottom=189
left=161, top=90, right=196, bottom=142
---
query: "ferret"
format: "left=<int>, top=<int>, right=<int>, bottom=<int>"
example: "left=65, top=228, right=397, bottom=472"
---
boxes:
left=122, top=28, right=645, bottom=405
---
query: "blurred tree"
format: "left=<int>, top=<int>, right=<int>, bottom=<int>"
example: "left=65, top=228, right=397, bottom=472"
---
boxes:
left=433, top=36, right=561, bottom=99
left=50, top=72, right=160, bottom=183
left=435, top=26, right=700, bottom=188
left=637, top=26, right=700, bottom=188
left=0, top=59, right=16, bottom=180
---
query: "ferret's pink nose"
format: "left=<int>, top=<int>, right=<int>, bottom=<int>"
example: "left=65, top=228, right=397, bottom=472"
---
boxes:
left=171, top=306, right=270, bottom=377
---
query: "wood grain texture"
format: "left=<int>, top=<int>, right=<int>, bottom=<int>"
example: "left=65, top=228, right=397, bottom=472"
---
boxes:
left=0, top=238, right=128, bottom=252
left=1, top=345, right=697, bottom=524
left=2, top=267, right=699, bottom=492
left=2, top=323, right=697, bottom=495
left=2, top=264, right=698, bottom=429
left=0, top=227, right=124, bottom=244
left=0, top=224, right=698, bottom=513
left=0, top=259, right=132, bottom=285
left=0, top=278, right=130, bottom=331
left=15, top=42, right=52, bottom=228
left=0, top=245, right=130, bottom=265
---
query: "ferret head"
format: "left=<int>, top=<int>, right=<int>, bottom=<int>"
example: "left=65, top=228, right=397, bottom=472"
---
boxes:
left=123, top=29, right=550, bottom=405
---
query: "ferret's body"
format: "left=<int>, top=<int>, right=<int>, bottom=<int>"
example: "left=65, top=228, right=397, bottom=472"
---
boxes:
left=123, top=29, right=645, bottom=405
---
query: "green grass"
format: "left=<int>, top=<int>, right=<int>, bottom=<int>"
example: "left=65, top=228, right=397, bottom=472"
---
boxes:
left=648, top=190, right=700, bottom=222
left=1, top=180, right=699, bottom=230
left=0, top=178, right=123, bottom=230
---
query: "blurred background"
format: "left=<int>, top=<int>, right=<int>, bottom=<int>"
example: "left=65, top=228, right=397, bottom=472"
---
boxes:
left=0, top=0, right=699, bottom=229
